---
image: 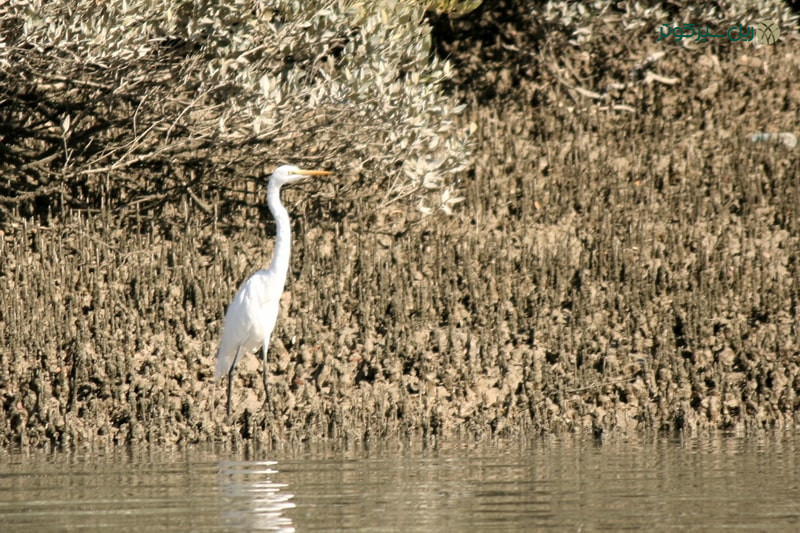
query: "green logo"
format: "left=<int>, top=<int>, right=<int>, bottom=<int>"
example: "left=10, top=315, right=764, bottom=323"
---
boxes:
left=658, top=20, right=780, bottom=44
left=755, top=20, right=780, bottom=45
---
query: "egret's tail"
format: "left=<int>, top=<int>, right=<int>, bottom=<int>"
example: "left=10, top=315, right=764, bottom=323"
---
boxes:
left=214, top=345, right=235, bottom=382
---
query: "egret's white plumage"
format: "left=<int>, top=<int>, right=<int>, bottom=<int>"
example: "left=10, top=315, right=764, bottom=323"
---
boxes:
left=215, top=164, right=330, bottom=416
left=214, top=269, right=282, bottom=380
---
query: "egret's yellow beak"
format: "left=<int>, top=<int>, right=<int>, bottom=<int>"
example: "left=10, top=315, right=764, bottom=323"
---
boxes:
left=290, top=169, right=331, bottom=177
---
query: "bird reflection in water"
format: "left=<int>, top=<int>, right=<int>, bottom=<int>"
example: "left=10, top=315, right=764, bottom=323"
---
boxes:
left=218, top=460, right=295, bottom=531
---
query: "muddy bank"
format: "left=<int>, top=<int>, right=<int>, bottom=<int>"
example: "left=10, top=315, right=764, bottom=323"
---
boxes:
left=1, top=3, right=799, bottom=449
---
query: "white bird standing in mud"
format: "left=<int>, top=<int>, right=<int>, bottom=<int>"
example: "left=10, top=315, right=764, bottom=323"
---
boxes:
left=215, top=165, right=331, bottom=416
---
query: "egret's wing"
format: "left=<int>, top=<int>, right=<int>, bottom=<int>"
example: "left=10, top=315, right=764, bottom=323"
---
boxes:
left=215, top=286, right=251, bottom=380
left=214, top=270, right=284, bottom=380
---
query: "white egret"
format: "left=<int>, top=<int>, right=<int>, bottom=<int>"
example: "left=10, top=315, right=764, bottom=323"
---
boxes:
left=215, top=165, right=331, bottom=416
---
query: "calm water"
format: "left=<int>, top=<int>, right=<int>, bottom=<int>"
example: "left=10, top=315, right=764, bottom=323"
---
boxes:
left=1, top=433, right=798, bottom=531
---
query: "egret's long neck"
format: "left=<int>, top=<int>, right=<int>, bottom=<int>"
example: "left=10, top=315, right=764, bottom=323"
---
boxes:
left=267, top=180, right=291, bottom=282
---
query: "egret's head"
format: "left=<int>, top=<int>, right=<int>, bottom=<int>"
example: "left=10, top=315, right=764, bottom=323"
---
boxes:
left=270, top=165, right=331, bottom=187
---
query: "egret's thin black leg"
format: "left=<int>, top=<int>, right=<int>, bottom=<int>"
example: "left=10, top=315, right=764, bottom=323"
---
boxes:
left=227, top=364, right=234, bottom=417
left=226, top=346, right=242, bottom=417
left=268, top=337, right=269, bottom=402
